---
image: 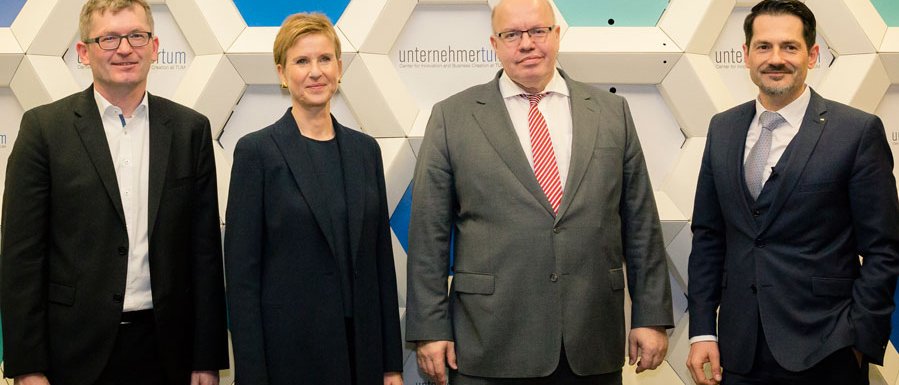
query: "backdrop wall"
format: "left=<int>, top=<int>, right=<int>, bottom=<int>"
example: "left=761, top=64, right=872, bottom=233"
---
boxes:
left=1, top=1, right=898, bottom=384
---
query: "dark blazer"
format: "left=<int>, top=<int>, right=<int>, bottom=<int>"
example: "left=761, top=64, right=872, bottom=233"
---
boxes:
left=688, top=89, right=899, bottom=372
left=224, top=109, right=403, bottom=385
left=0, top=86, right=229, bottom=384
left=405, top=70, right=673, bottom=377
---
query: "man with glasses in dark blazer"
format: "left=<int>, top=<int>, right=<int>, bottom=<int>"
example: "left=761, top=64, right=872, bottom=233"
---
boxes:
left=1, top=1, right=228, bottom=384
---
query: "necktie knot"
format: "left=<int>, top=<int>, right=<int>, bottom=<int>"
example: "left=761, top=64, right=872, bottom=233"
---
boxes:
left=759, top=111, right=786, bottom=132
left=522, top=92, right=548, bottom=106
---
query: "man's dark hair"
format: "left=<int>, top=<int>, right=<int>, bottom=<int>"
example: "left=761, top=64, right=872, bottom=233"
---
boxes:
left=744, top=0, right=817, bottom=50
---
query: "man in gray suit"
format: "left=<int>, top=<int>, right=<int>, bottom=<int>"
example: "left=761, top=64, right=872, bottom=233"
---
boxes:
left=405, top=0, right=673, bottom=384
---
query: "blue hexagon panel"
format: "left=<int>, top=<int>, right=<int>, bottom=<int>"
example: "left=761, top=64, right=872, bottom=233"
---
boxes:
left=554, top=0, right=668, bottom=27
left=232, top=0, right=350, bottom=27
left=871, top=0, right=899, bottom=27
left=0, top=0, right=27, bottom=27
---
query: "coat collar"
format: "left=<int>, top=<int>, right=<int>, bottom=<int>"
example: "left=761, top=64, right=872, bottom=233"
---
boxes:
left=270, top=109, right=366, bottom=263
left=472, top=69, right=599, bottom=221
left=73, top=85, right=173, bottom=238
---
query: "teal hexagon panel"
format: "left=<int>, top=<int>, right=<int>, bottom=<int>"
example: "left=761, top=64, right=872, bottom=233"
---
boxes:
left=871, top=0, right=899, bottom=27
left=554, top=0, right=669, bottom=27
left=232, top=0, right=350, bottom=27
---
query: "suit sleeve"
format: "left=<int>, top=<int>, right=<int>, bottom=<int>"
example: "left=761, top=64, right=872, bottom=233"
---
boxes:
left=618, top=98, right=674, bottom=329
left=224, top=135, right=270, bottom=384
left=405, top=102, right=456, bottom=342
left=687, top=122, right=727, bottom=338
left=847, top=115, right=899, bottom=363
left=371, top=140, right=404, bottom=372
left=0, top=110, right=51, bottom=377
left=190, top=118, right=230, bottom=370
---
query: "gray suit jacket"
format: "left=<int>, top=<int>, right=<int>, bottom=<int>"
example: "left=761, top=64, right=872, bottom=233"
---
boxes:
left=405, top=70, right=673, bottom=378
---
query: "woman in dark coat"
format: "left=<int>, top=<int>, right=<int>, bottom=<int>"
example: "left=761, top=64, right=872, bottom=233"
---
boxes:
left=224, top=12, right=403, bottom=385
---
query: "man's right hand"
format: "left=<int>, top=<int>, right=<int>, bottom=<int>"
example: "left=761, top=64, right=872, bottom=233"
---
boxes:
left=687, top=341, right=722, bottom=385
left=14, top=373, right=50, bottom=385
left=415, top=340, right=457, bottom=385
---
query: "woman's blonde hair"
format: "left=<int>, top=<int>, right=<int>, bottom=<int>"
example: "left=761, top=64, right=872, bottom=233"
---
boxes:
left=273, top=13, right=341, bottom=68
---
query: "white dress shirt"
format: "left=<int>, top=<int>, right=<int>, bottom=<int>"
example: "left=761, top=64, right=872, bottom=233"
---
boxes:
left=95, top=90, right=153, bottom=312
left=498, top=69, right=573, bottom=190
left=690, top=85, right=811, bottom=345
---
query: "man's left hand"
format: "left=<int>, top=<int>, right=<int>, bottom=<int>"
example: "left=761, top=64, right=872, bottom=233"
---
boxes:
left=628, top=326, right=668, bottom=373
left=190, top=371, right=219, bottom=385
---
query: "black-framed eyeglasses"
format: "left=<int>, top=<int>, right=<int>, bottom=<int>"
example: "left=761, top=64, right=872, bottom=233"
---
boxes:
left=85, top=32, right=153, bottom=50
left=496, top=26, right=555, bottom=44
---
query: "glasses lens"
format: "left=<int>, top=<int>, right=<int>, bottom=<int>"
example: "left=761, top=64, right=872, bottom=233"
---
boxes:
left=128, top=33, right=149, bottom=47
left=98, top=36, right=121, bottom=50
left=501, top=31, right=520, bottom=43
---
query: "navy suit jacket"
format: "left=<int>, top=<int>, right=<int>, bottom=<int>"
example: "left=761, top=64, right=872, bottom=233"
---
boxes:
left=224, top=110, right=403, bottom=385
left=688, top=89, right=899, bottom=372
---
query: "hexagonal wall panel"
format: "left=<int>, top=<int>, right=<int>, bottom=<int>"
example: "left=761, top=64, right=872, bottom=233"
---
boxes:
left=233, top=0, right=350, bottom=27
left=555, top=0, right=667, bottom=27
left=0, top=0, right=26, bottom=27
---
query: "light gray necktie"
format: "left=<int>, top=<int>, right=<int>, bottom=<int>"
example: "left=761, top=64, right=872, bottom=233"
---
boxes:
left=744, top=111, right=786, bottom=199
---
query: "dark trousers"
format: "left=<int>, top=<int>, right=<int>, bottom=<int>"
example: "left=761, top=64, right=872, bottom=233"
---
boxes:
left=94, top=310, right=170, bottom=385
left=449, top=344, right=622, bottom=385
left=723, top=323, right=868, bottom=385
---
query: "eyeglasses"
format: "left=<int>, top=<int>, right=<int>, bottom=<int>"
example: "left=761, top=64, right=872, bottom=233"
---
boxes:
left=84, top=32, right=153, bottom=50
left=495, top=26, right=555, bottom=44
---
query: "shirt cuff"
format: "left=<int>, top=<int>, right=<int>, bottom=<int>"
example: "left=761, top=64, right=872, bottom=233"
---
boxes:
left=690, top=335, right=718, bottom=344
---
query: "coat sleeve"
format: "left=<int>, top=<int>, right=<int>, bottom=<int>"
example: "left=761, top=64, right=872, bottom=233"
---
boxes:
left=687, top=121, right=727, bottom=338
left=0, top=110, right=52, bottom=378
left=189, top=118, right=230, bottom=370
left=224, top=135, right=270, bottom=384
left=617, top=98, right=674, bottom=329
left=404, top=102, right=456, bottom=342
left=371, top=139, right=404, bottom=372
left=847, top=115, right=899, bottom=364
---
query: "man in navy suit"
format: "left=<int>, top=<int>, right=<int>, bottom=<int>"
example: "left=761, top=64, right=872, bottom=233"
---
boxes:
left=686, top=1, right=899, bottom=384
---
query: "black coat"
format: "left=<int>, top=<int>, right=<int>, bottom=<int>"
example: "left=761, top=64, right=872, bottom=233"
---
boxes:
left=0, top=87, right=229, bottom=384
left=224, top=109, right=403, bottom=385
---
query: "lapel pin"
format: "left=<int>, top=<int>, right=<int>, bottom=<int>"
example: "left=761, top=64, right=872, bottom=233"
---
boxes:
left=819, top=118, right=825, bottom=122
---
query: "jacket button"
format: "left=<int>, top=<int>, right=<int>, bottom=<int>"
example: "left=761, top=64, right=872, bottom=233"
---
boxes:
left=753, top=209, right=761, bottom=217
left=552, top=227, right=560, bottom=234
left=118, top=246, right=128, bottom=256
left=750, top=284, right=757, bottom=294
left=755, top=239, right=766, bottom=248
left=112, top=294, right=123, bottom=303
left=550, top=273, right=559, bottom=282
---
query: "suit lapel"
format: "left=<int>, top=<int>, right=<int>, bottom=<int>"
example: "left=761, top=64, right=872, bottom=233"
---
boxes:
left=555, top=76, right=599, bottom=222
left=271, top=109, right=339, bottom=259
left=336, top=120, right=364, bottom=265
left=473, top=74, right=555, bottom=216
left=726, top=101, right=757, bottom=229
left=73, top=87, right=126, bottom=226
left=759, top=91, right=827, bottom=232
left=147, top=94, right=172, bottom=241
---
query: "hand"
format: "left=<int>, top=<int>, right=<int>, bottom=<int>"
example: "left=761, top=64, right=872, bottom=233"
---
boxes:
left=190, top=370, right=219, bottom=385
left=384, top=371, right=403, bottom=385
left=14, top=373, right=50, bottom=385
left=687, top=341, right=722, bottom=385
left=415, top=340, right=457, bottom=385
left=628, top=326, right=668, bottom=373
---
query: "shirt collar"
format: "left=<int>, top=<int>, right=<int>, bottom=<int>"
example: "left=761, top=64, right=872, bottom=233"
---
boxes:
left=94, top=89, right=149, bottom=118
left=499, top=68, right=570, bottom=99
left=754, top=85, right=811, bottom=129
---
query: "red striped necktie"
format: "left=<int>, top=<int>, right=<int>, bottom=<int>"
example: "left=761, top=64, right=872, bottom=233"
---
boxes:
left=522, top=93, right=563, bottom=214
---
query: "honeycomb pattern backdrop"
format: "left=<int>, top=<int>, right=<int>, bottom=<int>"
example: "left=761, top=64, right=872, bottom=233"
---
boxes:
left=1, top=0, right=898, bottom=384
